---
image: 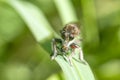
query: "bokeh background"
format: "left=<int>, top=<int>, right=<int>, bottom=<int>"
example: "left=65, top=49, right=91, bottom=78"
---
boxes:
left=0, top=0, right=120, bottom=80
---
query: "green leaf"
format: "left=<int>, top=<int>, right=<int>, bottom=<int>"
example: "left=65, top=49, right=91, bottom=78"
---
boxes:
left=53, top=0, right=78, bottom=25
left=80, top=0, right=99, bottom=45
left=4, top=0, right=95, bottom=80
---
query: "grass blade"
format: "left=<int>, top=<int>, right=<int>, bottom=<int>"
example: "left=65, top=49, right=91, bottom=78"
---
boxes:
left=81, top=0, right=99, bottom=45
left=54, top=0, right=78, bottom=25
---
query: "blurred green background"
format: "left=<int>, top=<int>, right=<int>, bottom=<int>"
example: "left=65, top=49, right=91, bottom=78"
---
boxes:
left=0, top=0, right=120, bottom=80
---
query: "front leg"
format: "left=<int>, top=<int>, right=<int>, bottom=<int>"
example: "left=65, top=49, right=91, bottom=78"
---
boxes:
left=51, top=38, right=62, bottom=60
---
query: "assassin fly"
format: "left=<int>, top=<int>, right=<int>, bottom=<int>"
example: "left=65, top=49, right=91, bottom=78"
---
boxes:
left=51, top=23, right=85, bottom=65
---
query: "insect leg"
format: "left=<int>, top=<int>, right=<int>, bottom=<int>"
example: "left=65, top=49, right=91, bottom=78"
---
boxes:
left=51, top=38, right=62, bottom=60
left=67, top=56, right=73, bottom=66
left=78, top=47, right=87, bottom=64
left=79, top=47, right=84, bottom=61
left=51, top=39, right=58, bottom=60
left=68, top=49, right=75, bottom=66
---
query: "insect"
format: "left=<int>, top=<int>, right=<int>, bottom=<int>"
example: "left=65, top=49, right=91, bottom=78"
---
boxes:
left=51, top=23, right=85, bottom=65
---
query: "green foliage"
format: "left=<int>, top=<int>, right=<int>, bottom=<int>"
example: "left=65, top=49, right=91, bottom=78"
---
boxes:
left=0, top=0, right=120, bottom=80
left=6, top=0, right=95, bottom=80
